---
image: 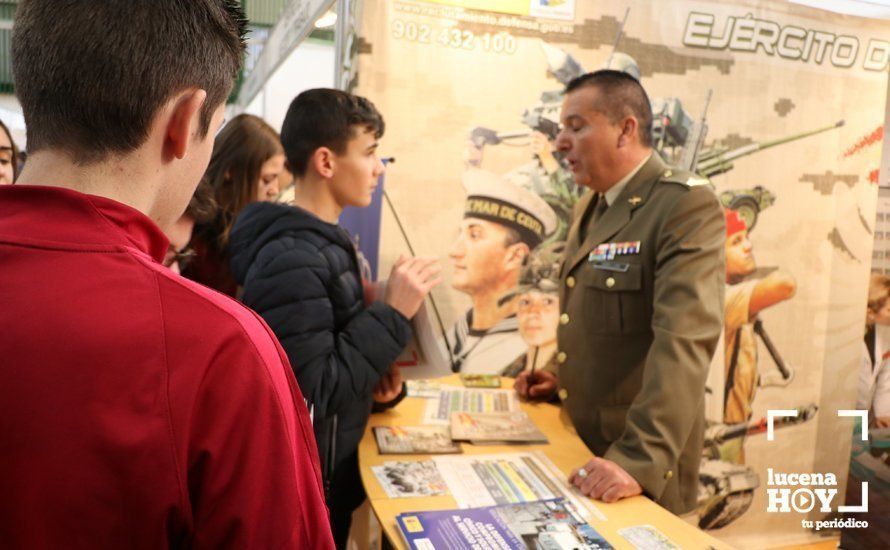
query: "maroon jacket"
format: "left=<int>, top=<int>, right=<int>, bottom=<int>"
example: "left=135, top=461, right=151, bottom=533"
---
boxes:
left=0, top=186, right=334, bottom=549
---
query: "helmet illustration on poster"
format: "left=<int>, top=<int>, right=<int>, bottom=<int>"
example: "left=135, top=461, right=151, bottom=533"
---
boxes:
left=350, top=0, right=888, bottom=546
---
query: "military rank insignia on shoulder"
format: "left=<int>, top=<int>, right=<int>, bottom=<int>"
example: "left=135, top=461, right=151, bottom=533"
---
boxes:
left=660, top=168, right=712, bottom=189
left=685, top=176, right=712, bottom=187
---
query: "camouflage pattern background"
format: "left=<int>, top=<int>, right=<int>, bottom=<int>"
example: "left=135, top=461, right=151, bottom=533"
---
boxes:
left=352, top=0, right=888, bottom=546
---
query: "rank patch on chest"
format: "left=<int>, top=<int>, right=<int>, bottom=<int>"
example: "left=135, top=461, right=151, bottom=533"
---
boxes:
left=588, top=241, right=641, bottom=262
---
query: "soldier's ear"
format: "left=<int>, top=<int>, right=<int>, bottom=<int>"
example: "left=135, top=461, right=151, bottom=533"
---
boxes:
left=618, top=116, right=638, bottom=147
left=505, top=243, right=530, bottom=270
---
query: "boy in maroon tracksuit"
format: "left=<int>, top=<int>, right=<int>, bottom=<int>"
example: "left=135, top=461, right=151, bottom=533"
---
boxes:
left=0, top=2, right=334, bottom=548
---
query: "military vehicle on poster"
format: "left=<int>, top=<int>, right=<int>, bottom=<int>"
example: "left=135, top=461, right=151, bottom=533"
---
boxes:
left=698, top=404, right=818, bottom=529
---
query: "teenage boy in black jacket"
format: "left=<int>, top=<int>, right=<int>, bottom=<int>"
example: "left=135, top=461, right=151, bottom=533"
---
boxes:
left=229, top=89, right=441, bottom=548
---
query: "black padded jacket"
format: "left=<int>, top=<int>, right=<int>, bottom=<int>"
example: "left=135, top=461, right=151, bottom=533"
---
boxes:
left=229, top=202, right=411, bottom=490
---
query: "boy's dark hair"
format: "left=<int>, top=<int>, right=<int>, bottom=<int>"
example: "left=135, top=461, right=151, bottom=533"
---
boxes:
left=565, top=70, right=653, bottom=147
left=11, top=0, right=247, bottom=164
left=280, top=88, right=384, bottom=177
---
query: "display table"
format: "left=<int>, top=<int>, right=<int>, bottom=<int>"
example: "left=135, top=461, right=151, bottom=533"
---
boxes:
left=358, top=374, right=732, bottom=549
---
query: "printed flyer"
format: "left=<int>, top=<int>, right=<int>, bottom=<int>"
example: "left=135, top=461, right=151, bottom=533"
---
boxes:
left=397, top=498, right=613, bottom=550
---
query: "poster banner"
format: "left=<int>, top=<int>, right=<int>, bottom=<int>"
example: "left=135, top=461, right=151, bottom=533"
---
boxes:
left=352, top=0, right=888, bottom=546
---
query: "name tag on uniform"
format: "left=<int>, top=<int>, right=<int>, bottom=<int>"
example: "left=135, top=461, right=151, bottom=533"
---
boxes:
left=588, top=241, right=641, bottom=262
left=591, top=260, right=629, bottom=272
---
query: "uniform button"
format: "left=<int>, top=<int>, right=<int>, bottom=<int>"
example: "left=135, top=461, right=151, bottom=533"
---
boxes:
left=557, top=352, right=567, bottom=364
left=560, top=313, right=570, bottom=325
left=606, top=277, right=616, bottom=288
left=664, top=470, right=674, bottom=480
left=558, top=388, right=568, bottom=400
left=664, top=169, right=673, bottom=178
left=566, top=276, right=576, bottom=288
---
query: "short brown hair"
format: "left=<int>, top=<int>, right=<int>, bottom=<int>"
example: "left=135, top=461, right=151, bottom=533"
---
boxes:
left=202, top=114, right=283, bottom=249
left=281, top=88, right=384, bottom=177
left=11, top=0, right=247, bottom=163
left=565, top=70, right=653, bottom=147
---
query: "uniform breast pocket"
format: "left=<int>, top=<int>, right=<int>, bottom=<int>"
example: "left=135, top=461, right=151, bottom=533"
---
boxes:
left=580, top=263, right=649, bottom=335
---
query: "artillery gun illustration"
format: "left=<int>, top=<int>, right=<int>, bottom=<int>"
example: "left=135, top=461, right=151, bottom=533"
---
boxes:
left=700, top=121, right=844, bottom=230
left=697, top=404, right=818, bottom=530
left=697, top=120, right=844, bottom=179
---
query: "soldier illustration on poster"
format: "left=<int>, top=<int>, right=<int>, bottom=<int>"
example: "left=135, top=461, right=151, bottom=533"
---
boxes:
left=696, top=204, right=804, bottom=530
left=467, top=119, right=583, bottom=245
left=501, top=242, right=564, bottom=378
left=447, top=169, right=557, bottom=374
left=720, top=207, right=797, bottom=463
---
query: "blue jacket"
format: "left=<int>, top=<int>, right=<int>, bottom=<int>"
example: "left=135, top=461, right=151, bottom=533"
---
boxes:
left=230, top=202, right=411, bottom=487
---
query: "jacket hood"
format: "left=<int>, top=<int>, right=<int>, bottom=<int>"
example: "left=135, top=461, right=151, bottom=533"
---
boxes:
left=229, top=202, right=348, bottom=284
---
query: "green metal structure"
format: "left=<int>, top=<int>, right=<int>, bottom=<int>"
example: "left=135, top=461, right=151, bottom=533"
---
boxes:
left=0, top=1, right=17, bottom=94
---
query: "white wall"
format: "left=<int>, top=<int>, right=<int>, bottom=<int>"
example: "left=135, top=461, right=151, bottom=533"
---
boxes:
left=240, top=38, right=335, bottom=133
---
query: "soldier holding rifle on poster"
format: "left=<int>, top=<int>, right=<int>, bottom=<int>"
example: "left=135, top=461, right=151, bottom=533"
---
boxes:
left=515, top=70, right=725, bottom=515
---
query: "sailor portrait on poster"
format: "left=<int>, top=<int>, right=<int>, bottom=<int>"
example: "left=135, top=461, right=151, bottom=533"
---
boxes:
left=447, top=169, right=557, bottom=374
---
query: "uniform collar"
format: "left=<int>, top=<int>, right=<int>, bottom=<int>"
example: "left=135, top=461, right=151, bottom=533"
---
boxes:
left=462, top=309, right=519, bottom=338
left=0, top=185, right=170, bottom=263
left=603, top=152, right=653, bottom=207
left=563, top=153, right=666, bottom=275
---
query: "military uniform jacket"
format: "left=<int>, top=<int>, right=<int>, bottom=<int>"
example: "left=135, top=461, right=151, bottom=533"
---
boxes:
left=557, top=153, right=725, bottom=515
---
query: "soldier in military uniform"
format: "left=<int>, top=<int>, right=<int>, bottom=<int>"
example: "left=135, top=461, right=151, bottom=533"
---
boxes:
left=720, top=207, right=796, bottom=463
left=501, top=242, right=565, bottom=378
left=448, top=169, right=557, bottom=374
left=516, top=70, right=725, bottom=515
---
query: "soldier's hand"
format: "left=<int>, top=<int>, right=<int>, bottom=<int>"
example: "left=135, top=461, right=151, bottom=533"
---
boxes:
left=570, top=456, right=643, bottom=503
left=385, top=255, right=442, bottom=319
left=514, top=370, right=558, bottom=401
